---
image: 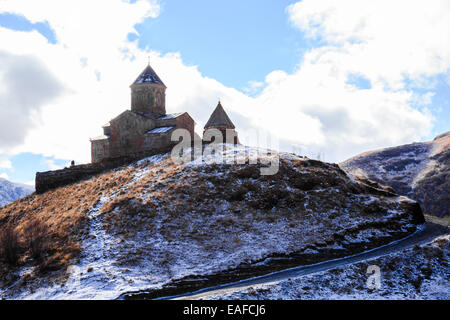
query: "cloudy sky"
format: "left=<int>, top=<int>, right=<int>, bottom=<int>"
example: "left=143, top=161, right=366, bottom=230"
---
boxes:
left=0, top=0, right=449, bottom=185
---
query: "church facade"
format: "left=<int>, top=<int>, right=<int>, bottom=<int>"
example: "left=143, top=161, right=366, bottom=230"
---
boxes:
left=90, top=63, right=238, bottom=163
left=90, top=64, right=195, bottom=163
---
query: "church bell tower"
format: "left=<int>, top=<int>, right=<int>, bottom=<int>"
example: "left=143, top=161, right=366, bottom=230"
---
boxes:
left=130, top=63, right=166, bottom=117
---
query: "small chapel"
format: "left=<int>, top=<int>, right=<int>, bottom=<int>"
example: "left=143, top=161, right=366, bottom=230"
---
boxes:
left=90, top=63, right=238, bottom=163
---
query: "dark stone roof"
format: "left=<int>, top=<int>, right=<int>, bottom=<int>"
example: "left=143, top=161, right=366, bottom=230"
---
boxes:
left=131, top=111, right=156, bottom=120
left=204, top=102, right=235, bottom=129
left=131, top=64, right=165, bottom=86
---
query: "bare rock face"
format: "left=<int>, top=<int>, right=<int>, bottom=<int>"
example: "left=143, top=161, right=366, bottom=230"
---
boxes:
left=340, top=131, right=449, bottom=217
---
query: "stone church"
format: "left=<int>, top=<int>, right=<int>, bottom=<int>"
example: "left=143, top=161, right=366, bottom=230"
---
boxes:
left=90, top=63, right=238, bottom=163
left=203, top=100, right=238, bottom=144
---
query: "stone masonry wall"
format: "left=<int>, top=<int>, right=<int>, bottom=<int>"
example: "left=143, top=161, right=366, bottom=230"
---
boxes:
left=36, top=145, right=176, bottom=194
left=108, top=111, right=155, bottom=159
left=91, top=138, right=110, bottom=163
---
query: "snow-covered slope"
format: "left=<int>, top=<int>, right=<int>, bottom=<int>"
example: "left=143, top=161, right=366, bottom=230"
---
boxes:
left=0, top=145, right=425, bottom=299
left=340, top=131, right=450, bottom=217
left=205, top=234, right=449, bottom=300
left=0, top=178, right=34, bottom=207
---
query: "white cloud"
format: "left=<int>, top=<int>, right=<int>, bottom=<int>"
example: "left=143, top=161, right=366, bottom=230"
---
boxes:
left=0, top=0, right=447, bottom=165
left=253, top=0, right=450, bottom=159
left=0, top=0, right=161, bottom=161
left=0, top=157, right=12, bottom=169
left=287, top=0, right=450, bottom=90
left=0, top=172, right=9, bottom=180
left=0, top=51, right=65, bottom=148
left=243, top=81, right=265, bottom=95
left=45, top=159, right=63, bottom=171
left=23, top=180, right=35, bottom=187
left=410, top=92, right=435, bottom=107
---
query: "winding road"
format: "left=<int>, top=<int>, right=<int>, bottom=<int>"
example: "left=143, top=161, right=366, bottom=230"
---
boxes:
left=156, top=219, right=448, bottom=300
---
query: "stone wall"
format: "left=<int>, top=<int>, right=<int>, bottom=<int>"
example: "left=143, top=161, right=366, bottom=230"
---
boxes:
left=91, top=111, right=196, bottom=164
left=108, top=111, right=155, bottom=159
left=36, top=164, right=105, bottom=194
left=131, top=83, right=166, bottom=117
left=36, top=145, right=176, bottom=194
left=175, top=113, right=195, bottom=138
left=91, top=138, right=110, bottom=163
left=203, top=127, right=239, bottom=144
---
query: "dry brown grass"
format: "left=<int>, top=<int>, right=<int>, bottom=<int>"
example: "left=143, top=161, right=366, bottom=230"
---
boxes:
left=22, top=218, right=50, bottom=260
left=97, top=157, right=357, bottom=239
left=0, top=224, right=20, bottom=265
left=0, top=165, right=136, bottom=279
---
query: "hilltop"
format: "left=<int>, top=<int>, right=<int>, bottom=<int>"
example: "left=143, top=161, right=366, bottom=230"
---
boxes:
left=0, top=145, right=424, bottom=299
left=0, top=178, right=34, bottom=207
left=340, top=131, right=449, bottom=217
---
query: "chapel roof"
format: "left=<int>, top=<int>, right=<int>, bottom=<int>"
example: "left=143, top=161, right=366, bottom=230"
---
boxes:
left=204, top=101, right=235, bottom=129
left=131, top=64, right=165, bottom=86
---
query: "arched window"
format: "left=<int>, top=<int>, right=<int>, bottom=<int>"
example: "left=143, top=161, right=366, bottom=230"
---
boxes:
left=147, top=93, right=154, bottom=106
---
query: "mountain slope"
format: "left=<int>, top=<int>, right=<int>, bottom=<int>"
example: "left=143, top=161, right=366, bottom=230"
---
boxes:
left=205, top=234, right=449, bottom=300
left=0, top=145, right=424, bottom=299
left=340, top=131, right=450, bottom=217
left=0, top=178, right=34, bottom=207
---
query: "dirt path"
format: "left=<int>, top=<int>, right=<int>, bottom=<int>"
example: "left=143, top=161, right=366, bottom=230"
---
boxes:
left=165, top=221, right=448, bottom=300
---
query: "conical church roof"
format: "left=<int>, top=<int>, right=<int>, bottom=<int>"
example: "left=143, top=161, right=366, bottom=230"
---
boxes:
left=131, top=64, right=165, bottom=86
left=204, top=101, right=235, bottom=129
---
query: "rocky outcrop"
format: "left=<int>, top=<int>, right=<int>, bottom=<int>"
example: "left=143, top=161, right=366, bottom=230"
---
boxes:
left=340, top=131, right=449, bottom=217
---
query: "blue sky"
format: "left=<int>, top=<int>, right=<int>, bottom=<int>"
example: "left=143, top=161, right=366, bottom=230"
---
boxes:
left=131, top=0, right=305, bottom=90
left=0, top=12, right=56, bottom=44
left=0, top=153, right=67, bottom=183
left=0, top=0, right=449, bottom=185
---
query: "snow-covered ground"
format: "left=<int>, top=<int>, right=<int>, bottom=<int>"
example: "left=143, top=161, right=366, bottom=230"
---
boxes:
left=4, top=154, right=171, bottom=300
left=340, top=141, right=432, bottom=197
left=340, top=131, right=449, bottom=217
left=204, top=235, right=449, bottom=300
left=0, top=178, right=34, bottom=207
left=0, top=145, right=426, bottom=299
